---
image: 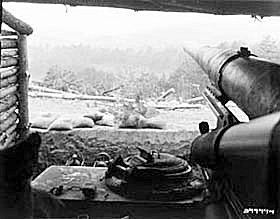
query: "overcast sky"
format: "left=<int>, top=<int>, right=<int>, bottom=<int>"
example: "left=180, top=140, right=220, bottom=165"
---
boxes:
left=3, top=3, right=280, bottom=48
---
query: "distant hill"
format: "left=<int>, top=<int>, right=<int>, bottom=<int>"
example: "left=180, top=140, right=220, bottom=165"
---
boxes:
left=28, top=45, right=186, bottom=80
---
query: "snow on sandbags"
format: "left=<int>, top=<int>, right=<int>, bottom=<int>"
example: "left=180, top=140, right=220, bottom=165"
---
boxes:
left=95, top=113, right=116, bottom=127
left=144, top=106, right=160, bottom=118
left=143, top=117, right=166, bottom=129
left=117, top=113, right=166, bottom=129
left=31, top=110, right=165, bottom=130
left=71, top=116, right=95, bottom=128
left=84, top=110, right=105, bottom=122
left=48, top=116, right=73, bottom=131
left=31, top=113, right=58, bottom=129
left=117, top=114, right=143, bottom=128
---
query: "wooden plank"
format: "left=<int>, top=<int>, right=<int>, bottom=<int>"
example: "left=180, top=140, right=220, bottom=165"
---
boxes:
left=1, top=49, right=18, bottom=57
left=2, top=8, right=33, bottom=35
left=0, top=75, right=17, bottom=88
left=0, top=112, right=18, bottom=133
left=1, top=38, right=17, bottom=49
left=0, top=67, right=18, bottom=79
left=0, top=85, right=18, bottom=99
left=0, top=57, right=18, bottom=68
left=17, top=35, right=29, bottom=140
left=0, top=95, right=17, bottom=113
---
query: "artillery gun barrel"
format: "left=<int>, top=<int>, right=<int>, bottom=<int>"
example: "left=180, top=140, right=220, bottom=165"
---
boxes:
left=184, top=46, right=280, bottom=119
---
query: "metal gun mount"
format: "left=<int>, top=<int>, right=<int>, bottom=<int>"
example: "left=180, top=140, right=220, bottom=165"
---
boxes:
left=202, top=85, right=239, bottom=129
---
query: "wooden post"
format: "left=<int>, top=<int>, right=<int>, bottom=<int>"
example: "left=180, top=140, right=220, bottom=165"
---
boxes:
left=17, top=34, right=29, bottom=140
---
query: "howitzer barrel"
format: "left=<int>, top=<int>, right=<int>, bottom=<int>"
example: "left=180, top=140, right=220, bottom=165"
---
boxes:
left=184, top=46, right=280, bottom=119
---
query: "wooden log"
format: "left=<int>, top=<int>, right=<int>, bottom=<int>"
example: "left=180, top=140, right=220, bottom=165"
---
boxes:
left=0, top=85, right=18, bottom=99
left=150, top=103, right=202, bottom=110
left=1, top=49, right=18, bottom=57
left=4, top=0, right=280, bottom=17
left=29, top=84, right=68, bottom=94
left=28, top=91, right=135, bottom=102
left=185, top=96, right=204, bottom=104
left=1, top=30, right=17, bottom=36
left=29, top=84, right=80, bottom=95
left=0, top=75, right=17, bottom=88
left=0, top=105, right=17, bottom=121
left=0, top=5, right=2, bottom=38
left=0, top=131, right=17, bottom=150
left=102, top=85, right=124, bottom=95
left=0, top=124, right=17, bottom=145
left=156, top=88, right=175, bottom=102
left=0, top=95, right=17, bottom=113
left=0, top=112, right=18, bottom=133
left=2, top=8, right=33, bottom=35
left=0, top=67, right=18, bottom=79
left=0, top=57, right=18, bottom=68
left=1, top=39, right=17, bottom=49
left=1, top=124, right=17, bottom=139
left=17, top=35, right=29, bottom=140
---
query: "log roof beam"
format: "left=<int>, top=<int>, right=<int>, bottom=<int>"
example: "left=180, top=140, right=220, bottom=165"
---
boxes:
left=2, top=8, right=33, bottom=35
left=3, top=0, right=280, bottom=17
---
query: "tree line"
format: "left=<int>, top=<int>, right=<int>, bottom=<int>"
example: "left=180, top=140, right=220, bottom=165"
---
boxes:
left=41, top=36, right=280, bottom=101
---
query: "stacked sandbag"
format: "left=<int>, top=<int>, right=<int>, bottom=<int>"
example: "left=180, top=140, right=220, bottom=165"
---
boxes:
left=84, top=110, right=104, bottom=123
left=31, top=111, right=99, bottom=130
left=71, top=116, right=95, bottom=128
left=95, top=113, right=116, bottom=127
left=48, top=115, right=95, bottom=130
left=143, top=117, right=166, bottom=129
left=30, top=109, right=165, bottom=130
left=31, top=113, right=58, bottom=129
left=117, top=113, right=166, bottom=129
left=84, top=110, right=116, bottom=127
left=117, top=114, right=144, bottom=128
left=48, top=117, right=73, bottom=131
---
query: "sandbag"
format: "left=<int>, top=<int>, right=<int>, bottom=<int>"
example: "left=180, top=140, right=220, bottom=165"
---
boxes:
left=118, top=113, right=166, bottom=129
left=144, top=117, right=166, bottom=129
left=84, top=110, right=104, bottom=122
left=95, top=113, right=115, bottom=127
left=117, top=114, right=143, bottom=128
left=144, top=106, right=160, bottom=118
left=48, top=117, right=73, bottom=131
left=31, top=113, right=58, bottom=129
left=71, top=116, right=94, bottom=128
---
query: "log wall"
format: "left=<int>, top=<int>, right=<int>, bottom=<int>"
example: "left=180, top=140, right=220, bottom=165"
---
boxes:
left=0, top=30, right=29, bottom=149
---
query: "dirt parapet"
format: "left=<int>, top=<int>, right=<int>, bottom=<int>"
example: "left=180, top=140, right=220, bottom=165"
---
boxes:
left=33, top=127, right=199, bottom=178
